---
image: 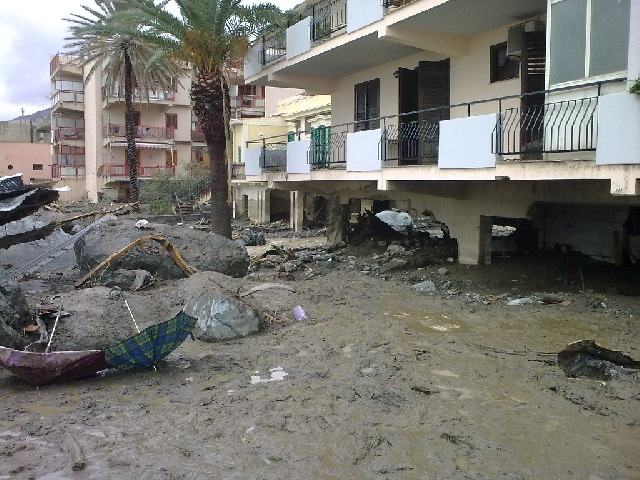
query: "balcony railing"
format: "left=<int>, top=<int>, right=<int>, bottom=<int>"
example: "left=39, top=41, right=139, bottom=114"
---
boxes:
left=51, top=90, right=84, bottom=107
left=103, top=163, right=175, bottom=179
left=380, top=118, right=442, bottom=165
left=382, top=0, right=415, bottom=8
left=54, top=127, right=85, bottom=142
left=259, top=142, right=287, bottom=170
left=493, top=97, right=598, bottom=156
left=245, top=78, right=623, bottom=173
left=311, top=0, right=347, bottom=41
left=308, top=126, right=347, bottom=169
left=103, top=86, right=175, bottom=102
left=50, top=53, right=83, bottom=75
left=259, top=30, right=286, bottom=65
left=191, top=129, right=206, bottom=142
left=52, top=164, right=85, bottom=179
left=103, top=124, right=175, bottom=140
left=231, top=163, right=246, bottom=179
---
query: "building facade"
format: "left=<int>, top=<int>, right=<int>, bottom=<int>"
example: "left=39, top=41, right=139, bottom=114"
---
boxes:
left=243, top=0, right=640, bottom=265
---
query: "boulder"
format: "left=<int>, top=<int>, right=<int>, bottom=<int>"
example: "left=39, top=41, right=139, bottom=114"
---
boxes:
left=185, top=291, right=262, bottom=342
left=0, top=269, right=31, bottom=348
left=74, top=219, right=250, bottom=281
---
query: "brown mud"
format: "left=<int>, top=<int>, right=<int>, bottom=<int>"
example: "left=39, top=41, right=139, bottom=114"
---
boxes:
left=0, top=215, right=638, bottom=479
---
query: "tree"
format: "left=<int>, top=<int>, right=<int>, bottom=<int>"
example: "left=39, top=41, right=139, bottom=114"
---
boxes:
left=118, top=0, right=283, bottom=238
left=64, top=0, right=184, bottom=205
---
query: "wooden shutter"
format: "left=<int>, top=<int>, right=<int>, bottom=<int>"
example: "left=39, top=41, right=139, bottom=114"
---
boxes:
left=418, top=59, right=450, bottom=121
left=354, top=82, right=367, bottom=131
left=366, top=79, right=380, bottom=130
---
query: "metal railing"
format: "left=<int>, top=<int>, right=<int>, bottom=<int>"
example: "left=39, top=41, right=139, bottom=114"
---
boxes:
left=52, top=164, right=86, bottom=179
left=259, top=142, right=287, bottom=170
left=231, top=163, right=246, bottom=179
left=103, top=86, right=175, bottom=102
left=380, top=119, right=441, bottom=165
left=103, top=124, right=175, bottom=140
left=311, top=0, right=347, bottom=41
left=493, top=97, right=598, bottom=155
left=51, top=90, right=84, bottom=107
left=103, top=163, right=175, bottom=179
left=259, top=30, right=286, bottom=65
left=244, top=78, right=624, bottom=171
left=54, top=127, right=85, bottom=142
left=382, top=0, right=416, bottom=8
left=308, top=126, right=347, bottom=169
left=50, top=53, right=83, bottom=75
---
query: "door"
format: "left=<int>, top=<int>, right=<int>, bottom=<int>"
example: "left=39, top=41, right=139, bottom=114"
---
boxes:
left=418, top=59, right=450, bottom=162
left=520, top=31, right=546, bottom=158
left=397, top=67, right=419, bottom=162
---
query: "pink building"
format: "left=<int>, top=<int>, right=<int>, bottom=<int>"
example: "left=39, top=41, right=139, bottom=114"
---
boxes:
left=0, top=143, right=53, bottom=185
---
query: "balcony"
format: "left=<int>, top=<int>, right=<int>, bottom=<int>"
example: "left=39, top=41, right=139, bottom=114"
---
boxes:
left=244, top=79, right=631, bottom=177
left=52, top=163, right=85, bottom=179
left=51, top=90, right=84, bottom=112
left=246, top=0, right=546, bottom=84
left=103, top=124, right=175, bottom=141
left=231, top=163, right=246, bottom=180
left=231, top=94, right=266, bottom=118
left=103, top=86, right=175, bottom=104
left=54, top=127, right=85, bottom=143
left=50, top=53, right=83, bottom=76
left=103, top=163, right=175, bottom=180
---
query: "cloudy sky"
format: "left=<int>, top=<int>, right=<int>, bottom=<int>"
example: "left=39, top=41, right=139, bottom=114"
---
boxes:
left=0, top=0, right=300, bottom=121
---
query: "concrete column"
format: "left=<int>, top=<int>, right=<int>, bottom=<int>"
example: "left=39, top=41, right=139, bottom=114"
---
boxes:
left=326, top=195, right=348, bottom=244
left=290, top=191, right=304, bottom=232
left=439, top=209, right=485, bottom=265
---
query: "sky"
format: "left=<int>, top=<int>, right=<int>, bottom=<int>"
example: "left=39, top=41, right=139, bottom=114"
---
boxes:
left=0, top=0, right=300, bottom=121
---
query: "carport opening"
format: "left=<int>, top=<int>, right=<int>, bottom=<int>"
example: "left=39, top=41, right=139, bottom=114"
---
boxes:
left=491, top=217, right=537, bottom=259
left=269, top=189, right=290, bottom=222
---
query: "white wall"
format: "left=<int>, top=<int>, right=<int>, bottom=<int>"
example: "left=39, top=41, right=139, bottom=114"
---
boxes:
left=346, top=129, right=381, bottom=171
left=596, top=92, right=640, bottom=165
left=287, top=140, right=311, bottom=174
left=244, top=147, right=262, bottom=176
left=287, top=17, right=311, bottom=60
left=244, top=44, right=262, bottom=79
left=438, top=114, right=497, bottom=168
left=347, top=0, right=383, bottom=34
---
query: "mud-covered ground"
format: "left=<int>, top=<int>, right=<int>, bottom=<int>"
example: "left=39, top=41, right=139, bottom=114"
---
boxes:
left=1, top=210, right=639, bottom=479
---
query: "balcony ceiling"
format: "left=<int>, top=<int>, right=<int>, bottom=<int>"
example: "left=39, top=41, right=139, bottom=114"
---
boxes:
left=278, top=33, right=421, bottom=79
left=393, top=0, right=547, bottom=36
left=269, top=0, right=545, bottom=82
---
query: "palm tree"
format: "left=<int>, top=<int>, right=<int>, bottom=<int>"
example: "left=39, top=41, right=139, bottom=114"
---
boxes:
left=117, top=0, right=284, bottom=238
left=64, top=0, right=185, bottom=205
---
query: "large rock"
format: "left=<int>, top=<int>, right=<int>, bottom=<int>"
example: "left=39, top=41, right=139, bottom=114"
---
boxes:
left=74, top=219, right=250, bottom=281
left=375, top=210, right=414, bottom=235
left=0, top=268, right=31, bottom=348
left=185, top=292, right=262, bottom=342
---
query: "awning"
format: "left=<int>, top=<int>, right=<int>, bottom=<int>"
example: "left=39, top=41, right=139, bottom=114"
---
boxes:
left=110, top=142, right=172, bottom=149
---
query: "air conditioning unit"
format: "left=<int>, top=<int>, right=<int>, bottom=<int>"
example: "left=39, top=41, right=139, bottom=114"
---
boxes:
left=507, top=20, right=544, bottom=59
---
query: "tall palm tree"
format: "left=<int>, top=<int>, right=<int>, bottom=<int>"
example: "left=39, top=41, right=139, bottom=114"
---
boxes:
left=117, top=0, right=283, bottom=238
left=65, top=0, right=185, bottom=205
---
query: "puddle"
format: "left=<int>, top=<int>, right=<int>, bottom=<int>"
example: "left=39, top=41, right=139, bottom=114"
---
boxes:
left=20, top=403, right=78, bottom=416
left=384, top=310, right=468, bottom=333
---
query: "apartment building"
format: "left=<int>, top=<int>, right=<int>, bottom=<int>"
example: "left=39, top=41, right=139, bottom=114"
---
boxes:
left=243, top=0, right=640, bottom=265
left=49, top=54, right=286, bottom=202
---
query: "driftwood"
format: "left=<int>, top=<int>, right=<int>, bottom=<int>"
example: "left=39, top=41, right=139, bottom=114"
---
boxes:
left=74, top=235, right=196, bottom=288
left=250, top=245, right=296, bottom=266
left=61, top=432, right=86, bottom=471
left=239, top=283, right=296, bottom=297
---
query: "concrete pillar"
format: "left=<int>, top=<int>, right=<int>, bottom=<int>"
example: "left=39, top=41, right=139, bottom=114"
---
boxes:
left=326, top=195, right=348, bottom=244
left=440, top=209, right=485, bottom=265
left=290, top=191, right=304, bottom=232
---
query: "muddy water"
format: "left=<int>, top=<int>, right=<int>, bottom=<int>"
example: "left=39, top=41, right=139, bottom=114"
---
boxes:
left=0, top=269, right=638, bottom=479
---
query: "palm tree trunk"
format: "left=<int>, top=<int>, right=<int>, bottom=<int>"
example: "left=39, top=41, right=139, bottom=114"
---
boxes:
left=124, top=48, right=139, bottom=206
left=192, top=68, right=232, bottom=239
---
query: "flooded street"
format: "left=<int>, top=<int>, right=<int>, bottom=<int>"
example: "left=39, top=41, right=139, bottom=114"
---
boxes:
left=1, top=261, right=638, bottom=479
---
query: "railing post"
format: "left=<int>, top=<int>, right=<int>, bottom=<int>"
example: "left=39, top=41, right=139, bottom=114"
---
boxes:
left=467, top=103, right=471, bottom=117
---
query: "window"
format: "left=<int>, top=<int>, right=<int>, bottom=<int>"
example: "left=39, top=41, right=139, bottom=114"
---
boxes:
left=166, top=113, right=178, bottom=129
left=490, top=42, right=519, bottom=82
left=354, top=79, right=380, bottom=131
left=32, top=164, right=43, bottom=171
left=549, top=0, right=630, bottom=85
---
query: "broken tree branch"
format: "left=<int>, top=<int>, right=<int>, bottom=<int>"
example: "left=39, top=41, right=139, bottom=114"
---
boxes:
left=74, top=235, right=196, bottom=288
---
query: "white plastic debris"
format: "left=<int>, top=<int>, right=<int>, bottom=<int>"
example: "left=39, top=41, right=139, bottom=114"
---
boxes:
left=250, top=367, right=289, bottom=384
left=293, top=305, right=307, bottom=321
